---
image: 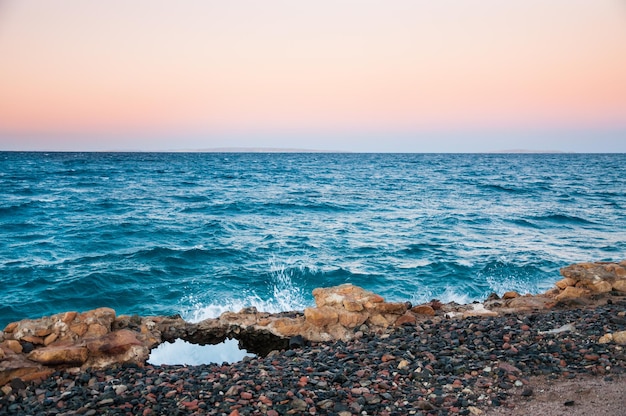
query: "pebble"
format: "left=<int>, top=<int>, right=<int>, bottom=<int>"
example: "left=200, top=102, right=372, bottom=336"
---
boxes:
left=1, top=302, right=625, bottom=415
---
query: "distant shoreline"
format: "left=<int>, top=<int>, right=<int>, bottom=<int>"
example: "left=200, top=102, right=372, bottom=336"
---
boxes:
left=0, top=148, right=589, bottom=154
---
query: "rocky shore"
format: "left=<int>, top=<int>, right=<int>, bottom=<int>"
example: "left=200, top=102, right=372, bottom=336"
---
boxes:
left=2, top=261, right=626, bottom=415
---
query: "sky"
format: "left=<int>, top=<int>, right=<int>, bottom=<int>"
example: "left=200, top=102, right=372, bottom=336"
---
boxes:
left=0, top=0, right=625, bottom=152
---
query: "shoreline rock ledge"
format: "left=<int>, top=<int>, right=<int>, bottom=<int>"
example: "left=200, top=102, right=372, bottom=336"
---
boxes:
left=2, top=260, right=626, bottom=388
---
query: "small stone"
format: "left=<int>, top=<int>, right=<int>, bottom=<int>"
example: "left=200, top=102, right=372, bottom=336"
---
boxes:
left=44, top=332, right=58, bottom=346
left=521, top=388, right=533, bottom=397
left=411, top=305, right=435, bottom=316
left=291, top=398, right=307, bottom=411
left=502, top=291, right=519, bottom=299
left=468, top=406, right=483, bottom=415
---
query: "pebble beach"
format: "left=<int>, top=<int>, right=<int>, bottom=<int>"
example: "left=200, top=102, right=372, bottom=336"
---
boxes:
left=2, top=299, right=625, bottom=416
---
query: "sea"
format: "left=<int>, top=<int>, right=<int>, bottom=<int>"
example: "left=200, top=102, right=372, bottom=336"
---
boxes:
left=1, top=152, right=625, bottom=362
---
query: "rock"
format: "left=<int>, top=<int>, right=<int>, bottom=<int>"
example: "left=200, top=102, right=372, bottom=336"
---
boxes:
left=613, top=280, right=626, bottom=293
left=337, top=310, right=368, bottom=327
left=502, top=291, right=520, bottom=299
left=4, top=340, right=23, bottom=354
left=555, top=278, right=577, bottom=289
left=411, top=305, right=436, bottom=316
left=395, top=312, right=417, bottom=326
left=560, top=262, right=626, bottom=294
left=304, top=307, right=338, bottom=327
left=612, top=331, right=626, bottom=345
left=554, top=286, right=589, bottom=301
left=505, top=295, right=553, bottom=311
left=27, top=345, right=88, bottom=366
left=462, top=304, right=498, bottom=318
left=599, top=333, right=613, bottom=344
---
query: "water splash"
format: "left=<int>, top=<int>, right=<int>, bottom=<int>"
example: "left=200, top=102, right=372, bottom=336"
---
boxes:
left=149, top=259, right=310, bottom=366
left=181, top=258, right=309, bottom=323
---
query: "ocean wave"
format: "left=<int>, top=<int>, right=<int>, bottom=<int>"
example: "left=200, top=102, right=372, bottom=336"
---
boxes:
left=532, top=213, right=596, bottom=225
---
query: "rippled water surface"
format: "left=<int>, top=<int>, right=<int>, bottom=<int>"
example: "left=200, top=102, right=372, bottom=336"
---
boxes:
left=1, top=152, right=625, bottom=327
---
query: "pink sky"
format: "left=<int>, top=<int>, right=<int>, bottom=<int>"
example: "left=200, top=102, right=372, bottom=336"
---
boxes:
left=0, top=0, right=625, bottom=152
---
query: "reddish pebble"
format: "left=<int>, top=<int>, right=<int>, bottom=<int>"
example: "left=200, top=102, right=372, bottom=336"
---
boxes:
left=259, top=395, right=273, bottom=406
left=584, top=354, right=599, bottom=361
left=298, top=376, right=308, bottom=387
left=143, top=409, right=153, bottom=416
left=240, top=392, right=253, bottom=400
left=267, top=411, right=279, bottom=416
left=382, top=354, right=396, bottom=362
left=521, top=324, right=531, bottom=331
left=229, top=410, right=240, bottom=416
left=502, top=342, right=511, bottom=349
left=182, top=399, right=199, bottom=411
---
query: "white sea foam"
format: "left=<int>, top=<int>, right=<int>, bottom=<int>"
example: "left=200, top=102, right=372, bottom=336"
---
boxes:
left=409, top=285, right=474, bottom=306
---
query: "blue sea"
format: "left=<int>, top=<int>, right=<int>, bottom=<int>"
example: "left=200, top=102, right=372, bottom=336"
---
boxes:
left=2, top=152, right=626, bottom=330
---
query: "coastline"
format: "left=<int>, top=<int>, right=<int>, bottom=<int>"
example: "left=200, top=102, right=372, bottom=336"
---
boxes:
left=2, top=261, right=626, bottom=415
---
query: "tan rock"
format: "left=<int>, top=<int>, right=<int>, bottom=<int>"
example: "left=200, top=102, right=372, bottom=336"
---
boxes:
left=21, top=335, right=44, bottom=345
left=27, top=345, right=88, bottom=366
left=80, top=307, right=116, bottom=326
left=555, top=278, right=577, bottom=289
left=604, top=263, right=626, bottom=277
left=0, top=367, right=50, bottom=387
left=502, top=291, right=520, bottom=299
left=257, top=318, right=271, bottom=326
left=85, top=323, right=109, bottom=338
left=589, top=280, right=613, bottom=293
left=368, top=302, right=409, bottom=315
left=395, top=312, right=417, bottom=326
left=613, top=331, right=626, bottom=345
left=3, top=322, right=17, bottom=333
left=505, top=296, right=553, bottom=311
left=44, top=333, right=58, bottom=346
left=34, top=327, right=52, bottom=338
left=411, top=305, right=436, bottom=316
left=342, top=300, right=364, bottom=312
left=271, top=318, right=305, bottom=337
left=367, top=314, right=389, bottom=327
left=0, top=348, right=4, bottom=360
left=612, top=280, right=626, bottom=293
left=554, top=286, right=589, bottom=301
left=4, top=340, right=23, bottom=354
left=85, top=329, right=142, bottom=355
left=337, top=310, right=368, bottom=328
left=304, top=307, right=338, bottom=327
left=598, top=333, right=613, bottom=344
left=61, top=311, right=78, bottom=324
left=70, top=323, right=88, bottom=336
left=312, top=284, right=384, bottom=311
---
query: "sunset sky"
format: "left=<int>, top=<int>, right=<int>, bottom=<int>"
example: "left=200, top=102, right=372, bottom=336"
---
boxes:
left=1, top=0, right=625, bottom=152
